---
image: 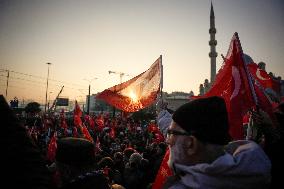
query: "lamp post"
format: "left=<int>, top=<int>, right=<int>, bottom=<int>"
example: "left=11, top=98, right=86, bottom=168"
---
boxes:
left=83, top=77, right=98, bottom=115
left=44, top=62, right=52, bottom=113
left=47, top=91, right=52, bottom=110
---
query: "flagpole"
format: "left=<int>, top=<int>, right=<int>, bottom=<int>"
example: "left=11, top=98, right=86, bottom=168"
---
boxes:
left=235, top=32, right=258, bottom=107
left=160, top=55, right=163, bottom=99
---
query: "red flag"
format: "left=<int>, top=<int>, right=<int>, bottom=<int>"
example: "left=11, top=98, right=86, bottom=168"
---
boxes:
left=147, top=123, right=159, bottom=133
left=60, top=109, right=68, bottom=129
left=47, top=132, right=57, bottom=162
left=152, top=149, right=172, bottom=189
left=74, top=101, right=83, bottom=127
left=203, top=33, right=255, bottom=140
left=253, top=79, right=276, bottom=124
left=154, top=132, right=165, bottom=143
left=96, top=56, right=162, bottom=112
left=248, top=63, right=273, bottom=88
left=147, top=123, right=165, bottom=143
left=248, top=63, right=281, bottom=102
left=109, top=127, right=116, bottom=139
left=84, top=115, right=95, bottom=129
left=74, top=100, right=82, bottom=116
left=81, top=124, right=94, bottom=143
left=73, top=127, right=79, bottom=137
left=95, top=115, right=105, bottom=131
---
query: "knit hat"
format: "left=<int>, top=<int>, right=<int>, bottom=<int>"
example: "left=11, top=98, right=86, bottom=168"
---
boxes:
left=172, top=96, right=231, bottom=145
left=56, top=137, right=95, bottom=166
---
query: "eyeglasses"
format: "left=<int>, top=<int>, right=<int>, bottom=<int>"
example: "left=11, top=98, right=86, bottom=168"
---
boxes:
left=166, top=129, right=191, bottom=138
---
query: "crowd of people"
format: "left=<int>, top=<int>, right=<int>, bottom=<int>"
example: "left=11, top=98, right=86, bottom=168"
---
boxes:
left=1, top=94, right=284, bottom=189
left=2, top=94, right=167, bottom=189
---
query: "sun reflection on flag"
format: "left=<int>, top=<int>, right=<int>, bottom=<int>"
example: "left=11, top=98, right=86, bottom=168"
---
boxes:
left=96, top=56, right=162, bottom=112
left=129, top=90, right=138, bottom=103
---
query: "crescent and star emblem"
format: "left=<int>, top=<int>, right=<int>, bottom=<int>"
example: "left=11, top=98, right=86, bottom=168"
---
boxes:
left=256, top=68, right=270, bottom=81
left=230, top=66, right=241, bottom=100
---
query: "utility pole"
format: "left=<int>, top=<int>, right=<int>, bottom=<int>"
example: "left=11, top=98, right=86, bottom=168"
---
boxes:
left=83, top=77, right=98, bottom=115
left=45, top=63, right=52, bottom=113
left=5, top=70, right=9, bottom=98
left=88, top=84, right=91, bottom=114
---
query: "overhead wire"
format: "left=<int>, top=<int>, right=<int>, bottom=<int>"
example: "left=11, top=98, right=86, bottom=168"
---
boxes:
left=0, top=69, right=90, bottom=101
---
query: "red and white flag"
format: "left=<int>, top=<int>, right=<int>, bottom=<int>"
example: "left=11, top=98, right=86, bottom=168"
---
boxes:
left=203, top=32, right=255, bottom=140
left=60, top=109, right=68, bottom=129
left=74, top=100, right=83, bottom=127
left=47, top=132, right=57, bottom=162
left=81, top=124, right=94, bottom=143
left=152, top=149, right=172, bottom=189
left=152, top=33, right=277, bottom=189
left=247, top=62, right=281, bottom=102
left=96, top=56, right=163, bottom=112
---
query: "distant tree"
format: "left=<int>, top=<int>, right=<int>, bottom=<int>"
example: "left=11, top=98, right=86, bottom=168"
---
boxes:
left=24, top=102, right=41, bottom=114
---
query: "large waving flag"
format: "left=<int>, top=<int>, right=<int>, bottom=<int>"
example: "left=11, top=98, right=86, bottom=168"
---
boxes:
left=96, top=56, right=163, bottom=112
left=203, top=32, right=255, bottom=140
left=152, top=33, right=255, bottom=189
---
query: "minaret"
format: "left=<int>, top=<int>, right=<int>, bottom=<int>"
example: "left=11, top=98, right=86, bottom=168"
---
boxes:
left=209, top=2, right=217, bottom=84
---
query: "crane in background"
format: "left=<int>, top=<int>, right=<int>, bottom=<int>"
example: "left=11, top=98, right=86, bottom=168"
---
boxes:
left=108, top=70, right=131, bottom=84
left=48, top=85, right=64, bottom=112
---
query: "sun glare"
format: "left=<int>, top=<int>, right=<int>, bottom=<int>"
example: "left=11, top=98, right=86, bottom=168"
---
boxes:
left=129, top=90, right=138, bottom=102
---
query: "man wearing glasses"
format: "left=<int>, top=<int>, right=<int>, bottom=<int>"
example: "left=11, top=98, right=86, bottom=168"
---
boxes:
left=157, top=96, right=271, bottom=189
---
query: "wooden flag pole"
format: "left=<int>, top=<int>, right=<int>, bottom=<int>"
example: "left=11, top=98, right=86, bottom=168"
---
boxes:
left=160, top=55, right=163, bottom=100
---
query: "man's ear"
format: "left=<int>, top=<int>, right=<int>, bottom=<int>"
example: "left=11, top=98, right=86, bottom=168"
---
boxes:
left=185, top=136, right=199, bottom=156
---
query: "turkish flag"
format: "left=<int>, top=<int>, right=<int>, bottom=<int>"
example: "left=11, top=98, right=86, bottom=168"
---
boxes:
left=248, top=63, right=281, bottom=101
left=47, top=132, right=57, bottom=162
left=74, top=100, right=82, bottom=117
left=203, top=33, right=255, bottom=140
left=74, top=101, right=83, bottom=127
left=253, top=80, right=276, bottom=125
left=248, top=63, right=273, bottom=88
left=96, top=56, right=162, bottom=112
left=60, top=109, right=68, bottom=129
left=95, top=115, right=105, bottom=131
left=152, top=149, right=172, bottom=189
left=81, top=124, right=94, bottom=143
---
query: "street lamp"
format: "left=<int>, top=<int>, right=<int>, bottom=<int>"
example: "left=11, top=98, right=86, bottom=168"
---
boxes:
left=83, top=77, right=98, bottom=115
left=47, top=91, right=53, bottom=110
left=44, top=62, right=52, bottom=113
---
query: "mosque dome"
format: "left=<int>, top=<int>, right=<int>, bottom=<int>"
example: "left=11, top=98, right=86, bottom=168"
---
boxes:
left=243, top=54, right=254, bottom=64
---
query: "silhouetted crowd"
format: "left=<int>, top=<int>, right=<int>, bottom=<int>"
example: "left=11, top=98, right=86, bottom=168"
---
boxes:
left=1, top=94, right=284, bottom=189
